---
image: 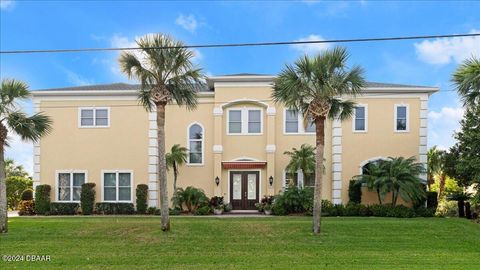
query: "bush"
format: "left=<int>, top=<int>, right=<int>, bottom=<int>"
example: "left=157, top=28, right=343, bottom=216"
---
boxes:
left=332, top=204, right=345, bottom=216
left=136, top=184, right=149, bottom=214
left=18, top=200, right=35, bottom=216
left=6, top=176, right=32, bottom=210
left=147, top=207, right=157, bottom=215
left=171, top=186, right=208, bottom=213
left=436, top=200, right=458, bottom=217
left=80, top=183, right=96, bottom=215
left=95, top=203, right=134, bottom=215
left=21, top=188, right=34, bottom=201
left=34, top=185, right=51, bottom=215
left=348, top=180, right=362, bottom=204
left=169, top=207, right=181, bottom=216
left=195, top=205, right=211, bottom=215
left=223, top=203, right=232, bottom=213
left=272, top=201, right=287, bottom=215
left=344, top=203, right=361, bottom=216
left=414, top=207, right=436, bottom=217
left=321, top=200, right=334, bottom=216
left=209, top=196, right=224, bottom=210
left=50, top=202, right=79, bottom=215
left=426, top=191, right=438, bottom=209
left=273, top=186, right=313, bottom=215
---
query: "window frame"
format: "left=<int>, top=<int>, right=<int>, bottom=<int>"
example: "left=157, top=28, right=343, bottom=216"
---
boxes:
left=78, top=107, right=110, bottom=128
left=394, top=104, right=410, bottom=133
left=226, top=107, right=263, bottom=135
left=352, top=104, right=368, bottom=133
left=101, top=170, right=134, bottom=203
left=186, top=122, right=205, bottom=166
left=283, top=109, right=315, bottom=135
left=55, top=170, right=87, bottom=203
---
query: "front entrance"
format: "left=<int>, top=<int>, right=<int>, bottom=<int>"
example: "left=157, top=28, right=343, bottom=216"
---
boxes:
left=230, top=171, right=259, bottom=210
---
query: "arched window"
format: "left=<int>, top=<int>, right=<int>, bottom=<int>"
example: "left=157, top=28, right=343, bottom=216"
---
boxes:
left=188, top=123, right=203, bottom=165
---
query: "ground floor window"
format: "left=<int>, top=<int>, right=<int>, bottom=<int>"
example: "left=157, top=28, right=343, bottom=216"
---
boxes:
left=284, top=170, right=315, bottom=188
left=57, top=171, right=86, bottom=202
left=103, top=171, right=132, bottom=202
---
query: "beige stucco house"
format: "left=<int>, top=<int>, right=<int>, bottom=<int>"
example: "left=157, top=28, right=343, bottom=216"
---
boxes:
left=31, top=74, right=438, bottom=209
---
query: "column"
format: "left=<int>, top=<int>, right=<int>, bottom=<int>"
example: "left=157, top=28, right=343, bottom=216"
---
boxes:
left=266, top=106, right=276, bottom=195
left=213, top=107, right=223, bottom=197
left=331, top=118, right=343, bottom=204
left=148, top=111, right=159, bottom=207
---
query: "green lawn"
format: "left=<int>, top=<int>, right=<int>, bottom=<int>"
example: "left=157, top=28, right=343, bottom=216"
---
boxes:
left=0, top=216, right=479, bottom=269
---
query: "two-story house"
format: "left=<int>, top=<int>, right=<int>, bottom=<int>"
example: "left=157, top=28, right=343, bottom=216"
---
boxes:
left=31, top=74, right=438, bottom=209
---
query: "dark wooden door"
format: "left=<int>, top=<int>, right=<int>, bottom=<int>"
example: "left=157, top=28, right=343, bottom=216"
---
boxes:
left=230, top=171, right=259, bottom=210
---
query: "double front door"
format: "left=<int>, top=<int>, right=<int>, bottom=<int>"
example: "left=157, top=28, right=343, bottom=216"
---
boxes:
left=230, top=171, right=259, bottom=210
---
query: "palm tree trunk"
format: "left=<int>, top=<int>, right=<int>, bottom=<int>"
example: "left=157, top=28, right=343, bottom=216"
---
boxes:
left=157, top=104, right=170, bottom=231
left=312, top=117, right=325, bottom=234
left=0, top=131, right=7, bottom=233
left=173, top=163, right=178, bottom=192
left=438, top=173, right=446, bottom=199
left=376, top=188, right=382, bottom=205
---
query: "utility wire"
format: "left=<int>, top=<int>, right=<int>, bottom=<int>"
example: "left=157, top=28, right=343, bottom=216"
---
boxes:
left=1, top=33, right=479, bottom=54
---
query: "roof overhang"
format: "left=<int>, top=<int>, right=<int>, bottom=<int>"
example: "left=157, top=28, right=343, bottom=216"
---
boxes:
left=222, top=161, right=267, bottom=169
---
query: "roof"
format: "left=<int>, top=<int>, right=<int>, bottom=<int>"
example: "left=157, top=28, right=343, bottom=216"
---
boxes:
left=34, top=83, right=210, bottom=92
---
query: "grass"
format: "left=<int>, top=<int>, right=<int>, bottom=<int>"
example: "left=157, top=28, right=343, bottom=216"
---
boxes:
left=0, top=216, right=479, bottom=269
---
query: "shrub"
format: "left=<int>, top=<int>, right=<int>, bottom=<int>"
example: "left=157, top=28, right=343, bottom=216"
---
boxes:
left=80, top=183, right=96, bottom=215
left=136, top=184, right=149, bottom=214
left=147, top=207, right=157, bottom=215
left=273, top=186, right=313, bottom=215
left=6, top=176, right=32, bottom=210
left=426, top=191, right=438, bottom=209
left=321, top=200, right=334, bottom=216
left=50, top=202, right=79, bottom=215
left=332, top=204, right=345, bottom=216
left=34, top=185, right=51, bottom=215
left=344, top=203, right=361, bottom=216
left=436, top=200, right=458, bottom=217
left=209, top=196, right=224, bottom=210
left=21, top=188, right=34, bottom=201
left=195, top=205, right=211, bottom=215
left=370, top=204, right=389, bottom=217
left=348, top=180, right=362, bottom=204
left=95, top=203, right=134, bottom=215
left=414, top=207, right=436, bottom=217
left=272, top=201, right=287, bottom=216
left=169, top=207, right=181, bottom=216
left=18, top=200, right=35, bottom=216
left=171, top=186, right=208, bottom=213
left=223, top=203, right=232, bottom=213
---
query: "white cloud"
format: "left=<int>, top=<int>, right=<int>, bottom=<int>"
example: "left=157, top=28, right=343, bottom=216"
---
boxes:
left=414, top=30, right=480, bottom=65
left=0, top=0, right=15, bottom=11
left=175, top=14, right=199, bottom=33
left=428, top=106, right=464, bottom=149
left=57, top=66, right=94, bottom=86
left=5, top=132, right=33, bottom=176
left=291, top=34, right=330, bottom=55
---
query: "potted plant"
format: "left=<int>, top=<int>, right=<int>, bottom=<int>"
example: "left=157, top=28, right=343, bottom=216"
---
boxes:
left=209, top=196, right=224, bottom=215
left=258, top=195, right=274, bottom=215
left=255, top=202, right=264, bottom=212
left=263, top=203, right=273, bottom=215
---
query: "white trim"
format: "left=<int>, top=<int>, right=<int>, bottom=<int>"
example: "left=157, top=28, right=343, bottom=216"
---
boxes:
left=225, top=156, right=263, bottom=162
left=227, top=169, right=262, bottom=204
left=358, top=156, right=391, bottom=174
left=213, top=145, right=223, bottom=153
left=214, top=82, right=273, bottom=88
left=101, top=170, right=134, bottom=203
left=213, top=107, right=223, bottom=116
left=221, top=98, right=269, bottom=109
left=352, top=104, right=368, bottom=133
left=394, top=104, right=410, bottom=133
left=331, top=117, right=343, bottom=204
left=226, top=107, right=264, bottom=135
left=186, top=122, right=205, bottom=166
left=55, top=170, right=88, bottom=203
left=266, top=106, right=276, bottom=115
left=283, top=109, right=315, bottom=135
left=78, top=107, right=110, bottom=128
left=265, top=144, right=276, bottom=153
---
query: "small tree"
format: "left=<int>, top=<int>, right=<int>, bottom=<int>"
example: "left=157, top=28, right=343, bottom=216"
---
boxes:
left=80, top=183, right=96, bottom=215
left=34, top=184, right=51, bottom=215
left=348, top=180, right=362, bottom=204
left=166, top=144, right=188, bottom=192
left=284, top=144, right=316, bottom=188
left=136, top=184, right=149, bottom=214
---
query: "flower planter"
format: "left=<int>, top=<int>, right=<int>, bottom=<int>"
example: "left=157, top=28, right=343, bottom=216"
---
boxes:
left=264, top=210, right=272, bottom=215
left=214, top=208, right=223, bottom=215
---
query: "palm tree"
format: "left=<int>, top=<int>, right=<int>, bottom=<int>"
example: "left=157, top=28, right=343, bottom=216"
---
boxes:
left=166, top=144, right=188, bottom=192
left=0, top=79, right=52, bottom=233
left=354, top=160, right=387, bottom=205
left=452, top=56, right=480, bottom=108
left=119, top=34, right=204, bottom=231
left=273, top=47, right=366, bottom=234
left=5, top=158, right=29, bottom=178
left=427, top=146, right=442, bottom=191
left=284, top=144, right=316, bottom=188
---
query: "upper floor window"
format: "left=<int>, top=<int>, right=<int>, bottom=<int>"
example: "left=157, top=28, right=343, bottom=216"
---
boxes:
left=395, top=104, right=409, bottom=132
left=284, top=109, right=315, bottom=134
left=103, top=171, right=132, bottom=202
left=79, top=108, right=110, bottom=127
left=227, top=108, right=263, bottom=135
left=57, top=171, right=86, bottom=202
left=188, top=123, right=203, bottom=164
left=353, top=105, right=367, bottom=132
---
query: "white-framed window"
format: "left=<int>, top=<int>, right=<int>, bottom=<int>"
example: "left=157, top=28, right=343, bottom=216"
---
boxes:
left=283, top=170, right=315, bottom=189
left=284, top=109, right=315, bottom=134
left=79, top=107, right=110, bottom=128
left=353, top=105, right=368, bottom=132
left=187, top=123, right=204, bottom=165
left=227, top=108, right=263, bottom=135
left=56, top=171, right=86, bottom=202
left=102, top=171, right=133, bottom=202
left=394, top=104, right=409, bottom=132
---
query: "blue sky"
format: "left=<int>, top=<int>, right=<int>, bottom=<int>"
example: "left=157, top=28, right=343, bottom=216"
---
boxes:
left=1, top=0, right=479, bottom=174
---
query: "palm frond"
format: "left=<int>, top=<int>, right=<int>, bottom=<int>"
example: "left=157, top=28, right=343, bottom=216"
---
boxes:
left=6, top=112, right=52, bottom=143
left=1, top=79, right=30, bottom=111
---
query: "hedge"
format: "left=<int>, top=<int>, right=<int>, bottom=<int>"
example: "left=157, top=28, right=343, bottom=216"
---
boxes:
left=50, top=202, right=79, bottom=215
left=81, top=183, right=96, bottom=215
left=95, top=203, right=135, bottom=215
left=21, top=188, right=34, bottom=201
left=348, top=180, right=362, bottom=204
left=426, top=191, right=438, bottom=209
left=136, top=184, right=148, bottom=214
left=34, top=185, right=51, bottom=215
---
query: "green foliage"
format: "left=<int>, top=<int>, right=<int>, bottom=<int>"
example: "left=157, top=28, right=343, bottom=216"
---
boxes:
left=169, top=207, right=181, bottom=216
left=21, top=188, right=33, bottom=201
left=80, top=183, right=96, bottom=215
left=320, top=200, right=335, bottom=216
left=208, top=196, right=224, bottom=210
left=6, top=176, right=32, bottom=209
left=17, top=200, right=35, bottom=216
left=273, top=186, right=314, bottom=215
left=195, top=205, right=211, bottom=215
left=436, top=200, right=458, bottom=217
left=34, top=184, right=51, bottom=215
left=136, top=184, right=149, bottom=214
left=223, top=203, right=232, bottom=213
left=50, top=202, right=79, bottom=215
left=348, top=180, right=362, bottom=204
left=95, top=203, right=135, bottom=215
left=171, top=186, right=208, bottom=213
left=166, top=144, right=188, bottom=191
left=430, top=175, right=462, bottom=198
left=452, top=56, right=480, bottom=108
left=427, top=146, right=444, bottom=188
left=147, top=207, right=157, bottom=215
left=284, top=144, right=316, bottom=183
left=5, top=158, right=29, bottom=178
left=426, top=191, right=438, bottom=209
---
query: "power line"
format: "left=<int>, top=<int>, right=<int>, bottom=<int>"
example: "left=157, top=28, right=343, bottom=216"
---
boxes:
left=2, top=33, right=479, bottom=54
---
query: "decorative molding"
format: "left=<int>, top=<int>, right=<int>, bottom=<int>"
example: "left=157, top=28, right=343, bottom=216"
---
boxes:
left=213, top=107, right=223, bottom=116
left=266, top=107, right=276, bottom=116
left=221, top=98, right=269, bottom=109
left=265, top=144, right=276, bottom=153
left=419, top=97, right=428, bottom=182
left=148, top=111, right=158, bottom=207
left=331, top=118, right=343, bottom=204
left=33, top=101, right=41, bottom=193
left=213, top=145, right=223, bottom=153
